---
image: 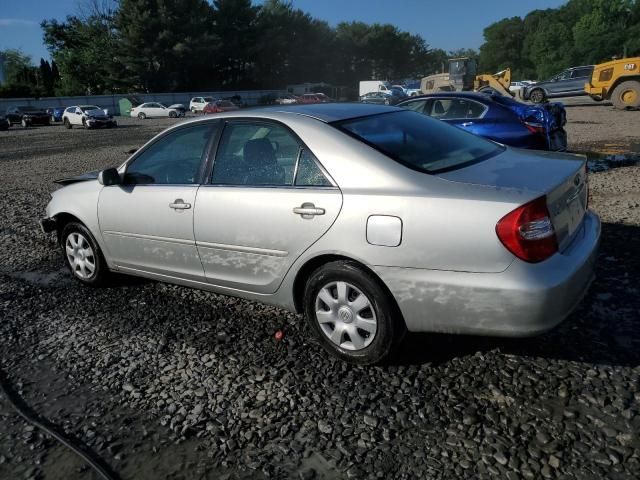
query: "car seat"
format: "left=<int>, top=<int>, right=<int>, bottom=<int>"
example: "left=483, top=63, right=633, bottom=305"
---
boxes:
left=243, top=138, right=285, bottom=185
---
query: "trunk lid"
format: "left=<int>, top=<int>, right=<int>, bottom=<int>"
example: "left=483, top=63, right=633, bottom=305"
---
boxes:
left=438, top=148, right=588, bottom=251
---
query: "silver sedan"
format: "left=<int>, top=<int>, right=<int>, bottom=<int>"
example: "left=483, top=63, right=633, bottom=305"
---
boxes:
left=41, top=104, right=600, bottom=364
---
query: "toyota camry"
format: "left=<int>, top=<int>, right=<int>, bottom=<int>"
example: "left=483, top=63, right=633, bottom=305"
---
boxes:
left=40, top=104, right=600, bottom=364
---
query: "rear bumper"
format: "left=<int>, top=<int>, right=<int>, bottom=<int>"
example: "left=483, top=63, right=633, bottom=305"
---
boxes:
left=375, top=211, right=600, bottom=336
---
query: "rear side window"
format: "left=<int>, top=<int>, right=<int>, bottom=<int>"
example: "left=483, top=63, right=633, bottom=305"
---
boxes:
left=334, top=111, right=502, bottom=174
left=572, top=68, right=592, bottom=79
left=295, top=150, right=332, bottom=187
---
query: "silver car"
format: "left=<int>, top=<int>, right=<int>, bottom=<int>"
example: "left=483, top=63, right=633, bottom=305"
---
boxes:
left=41, top=104, right=600, bottom=364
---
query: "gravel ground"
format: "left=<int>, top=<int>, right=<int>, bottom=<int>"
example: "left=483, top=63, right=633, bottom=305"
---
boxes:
left=1, top=107, right=639, bottom=480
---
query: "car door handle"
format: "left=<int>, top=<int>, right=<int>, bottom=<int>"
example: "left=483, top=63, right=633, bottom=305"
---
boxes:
left=169, top=199, right=191, bottom=210
left=293, top=203, right=325, bottom=217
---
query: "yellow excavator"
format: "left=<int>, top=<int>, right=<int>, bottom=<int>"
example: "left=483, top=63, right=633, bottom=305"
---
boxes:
left=585, top=56, right=640, bottom=109
left=420, top=57, right=514, bottom=97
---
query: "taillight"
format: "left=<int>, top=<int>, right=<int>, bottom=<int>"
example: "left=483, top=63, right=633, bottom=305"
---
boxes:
left=496, top=196, right=558, bottom=263
left=523, top=121, right=546, bottom=135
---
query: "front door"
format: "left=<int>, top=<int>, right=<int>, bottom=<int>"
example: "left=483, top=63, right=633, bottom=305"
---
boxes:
left=194, top=120, right=342, bottom=294
left=98, top=122, right=218, bottom=281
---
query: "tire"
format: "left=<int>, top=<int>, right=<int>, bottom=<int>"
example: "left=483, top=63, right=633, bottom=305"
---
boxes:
left=64, top=118, right=72, bottom=129
left=611, top=80, right=640, bottom=110
left=21, top=118, right=28, bottom=128
left=303, top=260, right=405, bottom=365
left=60, top=222, right=109, bottom=286
left=169, top=111, right=177, bottom=118
left=529, top=88, right=545, bottom=104
left=138, top=112, right=146, bottom=120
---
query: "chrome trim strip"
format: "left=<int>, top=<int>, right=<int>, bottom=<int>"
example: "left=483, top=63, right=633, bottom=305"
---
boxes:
left=196, top=240, right=288, bottom=257
left=103, top=231, right=195, bottom=246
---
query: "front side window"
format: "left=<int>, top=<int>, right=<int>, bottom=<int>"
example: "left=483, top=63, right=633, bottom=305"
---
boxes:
left=334, top=110, right=502, bottom=174
left=399, top=100, right=427, bottom=113
left=572, top=68, right=592, bottom=79
left=211, top=122, right=300, bottom=186
left=125, top=123, right=216, bottom=185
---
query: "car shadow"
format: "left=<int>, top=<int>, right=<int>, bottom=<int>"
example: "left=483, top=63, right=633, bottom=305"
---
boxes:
left=389, top=221, right=640, bottom=368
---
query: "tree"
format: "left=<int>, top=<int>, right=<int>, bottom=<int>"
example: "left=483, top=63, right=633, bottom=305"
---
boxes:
left=116, top=0, right=217, bottom=92
left=0, top=49, right=39, bottom=98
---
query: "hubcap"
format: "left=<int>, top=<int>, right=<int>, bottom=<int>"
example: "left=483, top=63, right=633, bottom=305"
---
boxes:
left=315, top=281, right=377, bottom=351
left=65, top=232, right=96, bottom=279
left=621, top=89, right=637, bottom=105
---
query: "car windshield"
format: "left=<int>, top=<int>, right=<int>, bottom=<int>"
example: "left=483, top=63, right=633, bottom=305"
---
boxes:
left=333, top=110, right=503, bottom=173
left=80, top=106, right=101, bottom=112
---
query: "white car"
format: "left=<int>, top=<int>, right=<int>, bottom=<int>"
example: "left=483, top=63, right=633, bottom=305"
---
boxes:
left=62, top=105, right=117, bottom=129
left=510, top=81, right=535, bottom=94
left=189, top=96, right=214, bottom=113
left=130, top=103, right=180, bottom=119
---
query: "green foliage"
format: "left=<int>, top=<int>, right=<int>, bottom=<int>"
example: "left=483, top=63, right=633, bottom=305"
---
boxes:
left=0, top=49, right=54, bottom=98
left=479, top=0, right=640, bottom=81
left=37, top=0, right=447, bottom=95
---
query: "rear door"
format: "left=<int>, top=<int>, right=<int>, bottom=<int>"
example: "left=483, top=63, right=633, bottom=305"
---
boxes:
left=194, top=119, right=342, bottom=294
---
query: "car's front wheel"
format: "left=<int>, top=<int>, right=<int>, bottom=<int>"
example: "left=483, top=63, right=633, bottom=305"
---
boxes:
left=138, top=112, right=146, bottom=119
left=60, top=222, right=108, bottom=286
left=169, top=111, right=177, bottom=118
left=63, top=118, right=72, bottom=129
left=303, top=261, right=405, bottom=365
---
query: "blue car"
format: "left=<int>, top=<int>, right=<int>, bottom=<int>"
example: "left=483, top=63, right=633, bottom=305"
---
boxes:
left=46, top=106, right=66, bottom=122
left=397, top=92, right=567, bottom=151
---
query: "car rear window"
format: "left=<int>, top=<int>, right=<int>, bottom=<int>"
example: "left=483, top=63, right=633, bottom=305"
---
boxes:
left=333, top=110, right=503, bottom=174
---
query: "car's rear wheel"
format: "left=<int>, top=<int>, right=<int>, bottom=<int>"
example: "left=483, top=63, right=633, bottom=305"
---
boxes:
left=303, top=261, right=405, bottom=365
left=64, top=118, right=72, bottom=129
left=612, top=81, right=640, bottom=110
left=138, top=112, right=146, bottom=119
left=529, top=88, right=546, bottom=104
left=169, top=111, right=177, bottom=118
left=60, top=222, right=108, bottom=286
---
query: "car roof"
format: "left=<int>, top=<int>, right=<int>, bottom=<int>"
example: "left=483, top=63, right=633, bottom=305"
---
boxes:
left=254, top=103, right=401, bottom=122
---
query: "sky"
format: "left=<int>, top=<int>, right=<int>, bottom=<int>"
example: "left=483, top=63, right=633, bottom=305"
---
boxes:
left=0, top=0, right=567, bottom=63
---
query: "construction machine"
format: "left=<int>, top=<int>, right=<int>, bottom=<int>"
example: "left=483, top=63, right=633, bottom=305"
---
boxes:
left=420, top=57, right=514, bottom=97
left=585, top=57, right=640, bottom=109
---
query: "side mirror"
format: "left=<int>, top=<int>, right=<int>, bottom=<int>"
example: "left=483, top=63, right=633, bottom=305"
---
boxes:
left=98, top=168, right=121, bottom=186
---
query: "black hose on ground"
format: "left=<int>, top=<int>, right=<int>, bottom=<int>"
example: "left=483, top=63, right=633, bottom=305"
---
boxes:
left=0, top=368, right=120, bottom=480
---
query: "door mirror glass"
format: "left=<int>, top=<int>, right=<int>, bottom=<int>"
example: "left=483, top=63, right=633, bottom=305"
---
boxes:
left=98, top=168, right=121, bottom=186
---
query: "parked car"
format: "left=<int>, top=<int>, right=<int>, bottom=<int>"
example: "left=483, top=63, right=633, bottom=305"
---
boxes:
left=522, top=66, right=594, bottom=103
left=62, top=105, right=117, bottom=129
left=390, top=86, right=409, bottom=100
left=203, top=100, right=240, bottom=114
left=189, top=97, right=214, bottom=113
left=40, top=104, right=598, bottom=365
left=360, top=90, right=406, bottom=105
left=167, top=104, right=187, bottom=116
left=509, top=81, right=533, bottom=94
left=46, top=106, right=66, bottom=122
left=0, top=113, right=9, bottom=130
left=275, top=94, right=298, bottom=105
left=130, top=103, right=181, bottom=119
left=297, top=94, right=323, bottom=104
left=398, top=92, right=567, bottom=151
left=313, top=93, right=333, bottom=103
left=6, top=106, right=50, bottom=127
